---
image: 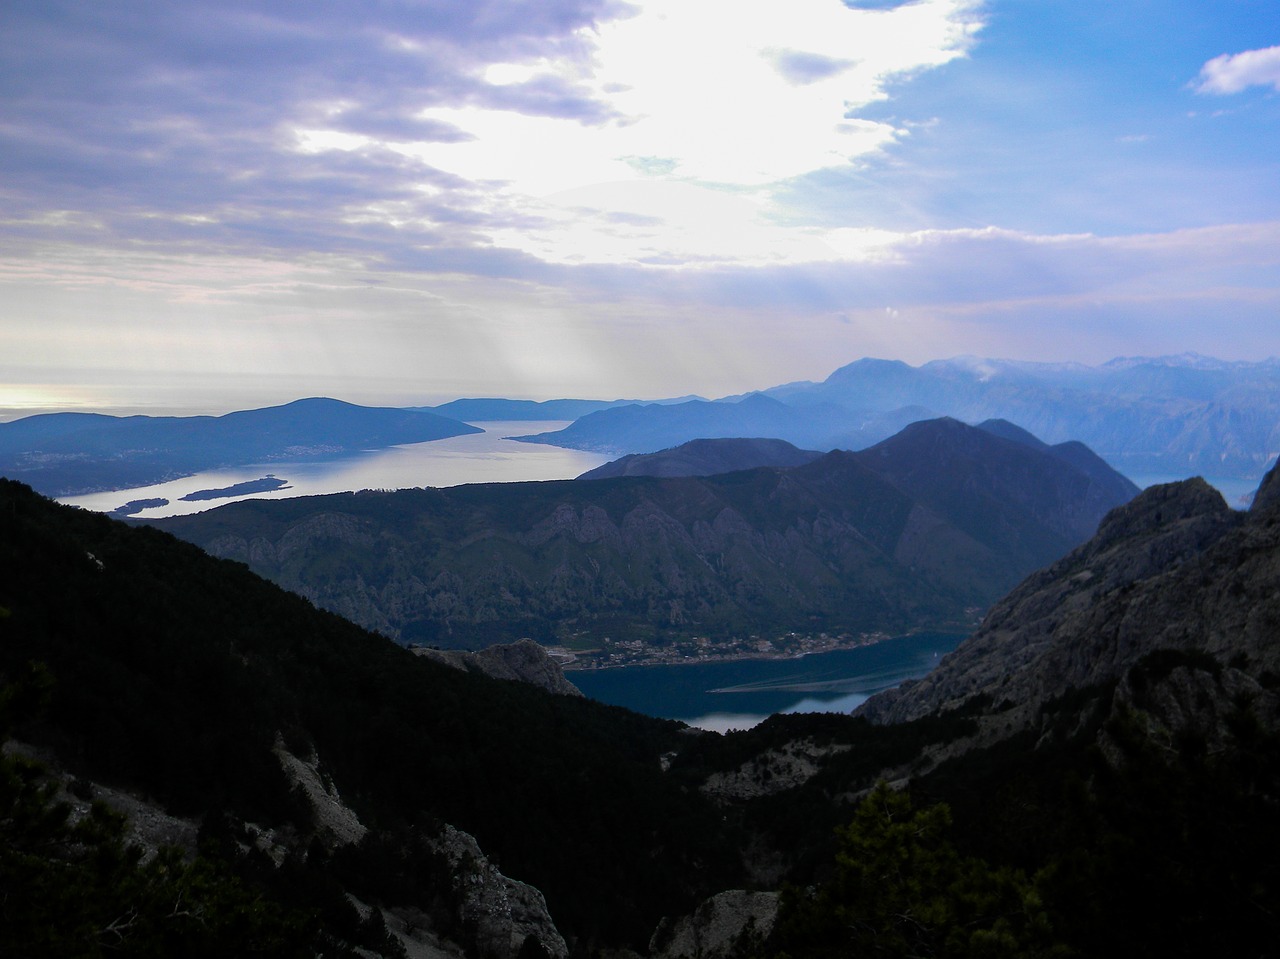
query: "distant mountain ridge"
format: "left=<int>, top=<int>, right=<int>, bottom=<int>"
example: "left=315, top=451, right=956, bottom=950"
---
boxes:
left=0, top=397, right=481, bottom=496
left=518, top=353, right=1280, bottom=482
left=149, top=418, right=1137, bottom=649
left=577, top=437, right=823, bottom=480
left=423, top=395, right=703, bottom=422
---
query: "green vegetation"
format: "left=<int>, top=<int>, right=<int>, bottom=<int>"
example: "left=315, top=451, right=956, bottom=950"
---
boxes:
left=768, top=784, right=1062, bottom=958
left=0, top=669, right=318, bottom=957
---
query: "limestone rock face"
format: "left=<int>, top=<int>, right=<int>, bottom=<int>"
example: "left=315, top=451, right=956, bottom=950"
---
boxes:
left=649, top=890, right=779, bottom=959
left=857, top=478, right=1240, bottom=728
left=700, top=740, right=850, bottom=802
left=428, top=824, right=569, bottom=959
left=1097, top=661, right=1280, bottom=769
left=274, top=739, right=368, bottom=847
left=414, top=639, right=582, bottom=697
left=859, top=467, right=1280, bottom=751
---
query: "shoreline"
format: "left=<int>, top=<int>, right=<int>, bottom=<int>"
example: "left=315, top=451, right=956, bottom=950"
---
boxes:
left=551, top=626, right=972, bottom=672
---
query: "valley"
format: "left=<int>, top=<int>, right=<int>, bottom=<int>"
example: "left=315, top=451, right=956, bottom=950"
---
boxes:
left=148, top=418, right=1136, bottom=652
left=5, top=456, right=1280, bottom=956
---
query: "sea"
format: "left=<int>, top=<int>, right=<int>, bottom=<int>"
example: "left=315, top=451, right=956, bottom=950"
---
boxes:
left=59, top=421, right=612, bottom=519
left=569, top=632, right=965, bottom=732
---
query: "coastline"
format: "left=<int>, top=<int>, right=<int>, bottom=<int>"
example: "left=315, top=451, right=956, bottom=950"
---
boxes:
left=550, top=623, right=974, bottom=672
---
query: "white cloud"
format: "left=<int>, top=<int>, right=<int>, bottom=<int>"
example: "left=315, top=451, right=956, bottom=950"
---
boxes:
left=411, top=0, right=982, bottom=189
left=343, top=0, right=984, bottom=266
left=1194, top=44, right=1280, bottom=95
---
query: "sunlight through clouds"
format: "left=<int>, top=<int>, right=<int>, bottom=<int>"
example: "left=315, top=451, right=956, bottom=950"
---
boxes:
left=389, top=0, right=984, bottom=266
left=4, top=0, right=1279, bottom=410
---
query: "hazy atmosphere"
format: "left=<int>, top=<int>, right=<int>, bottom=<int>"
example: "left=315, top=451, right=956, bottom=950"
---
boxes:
left=4, top=0, right=1278, bottom=415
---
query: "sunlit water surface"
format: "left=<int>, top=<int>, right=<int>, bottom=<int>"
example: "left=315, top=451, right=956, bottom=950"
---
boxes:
left=59, top=422, right=610, bottom=519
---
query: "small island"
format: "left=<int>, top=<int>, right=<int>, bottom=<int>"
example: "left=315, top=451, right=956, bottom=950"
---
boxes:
left=179, top=475, right=291, bottom=502
left=109, top=497, right=171, bottom=517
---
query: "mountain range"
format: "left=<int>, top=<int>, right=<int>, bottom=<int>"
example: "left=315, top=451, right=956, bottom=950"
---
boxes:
left=3, top=430, right=1279, bottom=956
left=147, top=418, right=1137, bottom=650
left=0, top=397, right=481, bottom=497
left=517, top=353, right=1280, bottom=484
left=6, top=353, right=1277, bottom=505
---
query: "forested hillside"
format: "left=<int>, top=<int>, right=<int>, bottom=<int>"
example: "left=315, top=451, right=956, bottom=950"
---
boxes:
left=0, top=478, right=741, bottom=954
left=151, top=418, right=1137, bottom=649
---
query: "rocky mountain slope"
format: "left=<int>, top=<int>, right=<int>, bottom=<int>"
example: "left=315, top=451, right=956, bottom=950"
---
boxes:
left=667, top=461, right=1280, bottom=957
left=413, top=639, right=583, bottom=697
left=856, top=471, right=1275, bottom=736
left=148, top=418, right=1137, bottom=649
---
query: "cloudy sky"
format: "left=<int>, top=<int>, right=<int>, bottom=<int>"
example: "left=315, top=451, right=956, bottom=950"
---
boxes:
left=2, top=0, right=1278, bottom=414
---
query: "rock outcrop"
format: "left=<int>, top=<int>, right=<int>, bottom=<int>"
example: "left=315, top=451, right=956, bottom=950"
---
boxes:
left=700, top=739, right=849, bottom=802
left=414, top=639, right=583, bottom=696
left=649, top=890, right=779, bottom=959
left=427, top=824, right=569, bottom=959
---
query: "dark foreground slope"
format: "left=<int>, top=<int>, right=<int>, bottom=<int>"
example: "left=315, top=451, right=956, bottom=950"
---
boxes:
left=5, top=456, right=1280, bottom=956
left=0, top=479, right=741, bottom=955
left=149, top=419, right=1136, bottom=649
left=659, top=463, right=1280, bottom=958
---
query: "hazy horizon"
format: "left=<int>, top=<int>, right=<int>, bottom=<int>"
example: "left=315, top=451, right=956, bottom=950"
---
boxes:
left=5, top=348, right=1278, bottom=424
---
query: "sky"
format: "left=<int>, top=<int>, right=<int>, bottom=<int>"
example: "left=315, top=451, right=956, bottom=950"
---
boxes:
left=2, top=0, right=1279, bottom=415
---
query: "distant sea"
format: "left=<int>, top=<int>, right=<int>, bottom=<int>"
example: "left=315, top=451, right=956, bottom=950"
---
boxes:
left=570, top=632, right=965, bottom=733
left=59, top=422, right=612, bottom=519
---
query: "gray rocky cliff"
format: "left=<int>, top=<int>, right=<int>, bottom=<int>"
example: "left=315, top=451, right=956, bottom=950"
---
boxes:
left=648, top=890, right=779, bottom=959
left=413, top=639, right=582, bottom=696
left=856, top=473, right=1273, bottom=742
left=427, top=824, right=569, bottom=959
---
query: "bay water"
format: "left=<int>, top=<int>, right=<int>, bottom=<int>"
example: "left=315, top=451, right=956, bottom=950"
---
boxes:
left=570, top=632, right=965, bottom=732
left=60, top=421, right=611, bottom=518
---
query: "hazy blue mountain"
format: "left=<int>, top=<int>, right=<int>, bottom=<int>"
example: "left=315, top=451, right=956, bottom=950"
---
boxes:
left=0, top=397, right=481, bottom=496
left=424, top=394, right=705, bottom=422
left=772, top=354, right=1280, bottom=480
left=518, top=354, right=1280, bottom=483
left=426, top=397, right=641, bottom=421
left=577, top=437, right=823, bottom=480
left=516, top=394, right=921, bottom=457
left=149, top=418, right=1136, bottom=650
